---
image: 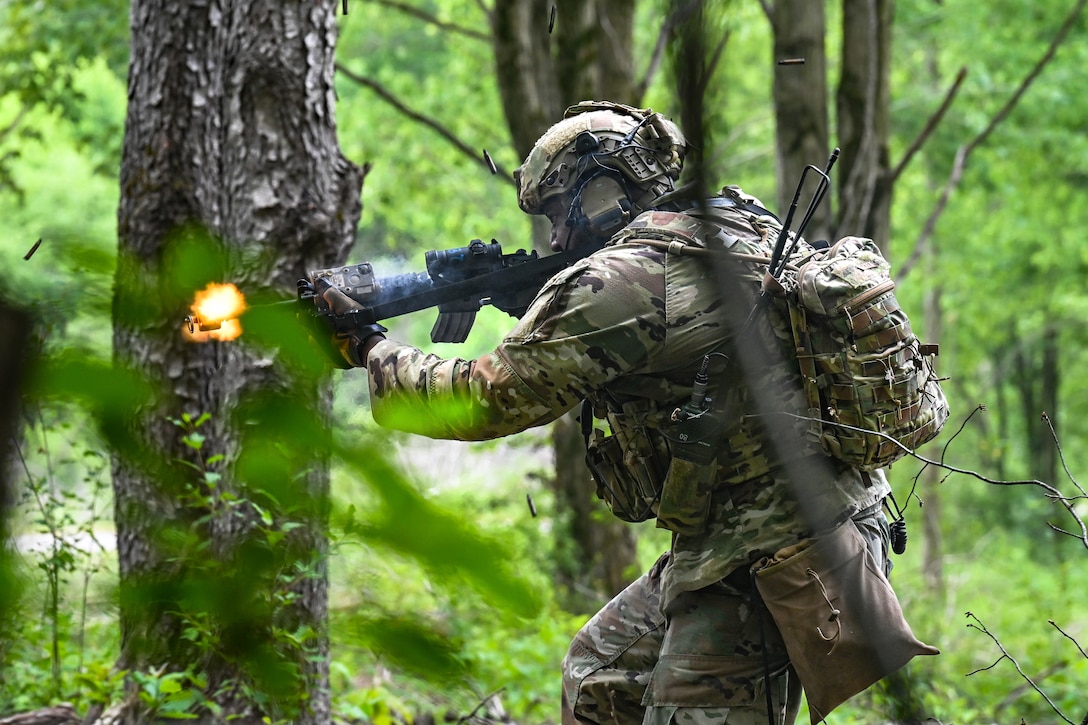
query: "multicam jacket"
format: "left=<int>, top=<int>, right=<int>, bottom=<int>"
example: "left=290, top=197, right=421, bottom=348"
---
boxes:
left=365, top=188, right=890, bottom=605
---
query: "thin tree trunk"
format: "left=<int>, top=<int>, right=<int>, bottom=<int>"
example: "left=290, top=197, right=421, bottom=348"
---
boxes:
left=1012, top=341, right=1038, bottom=461
left=114, top=0, right=363, bottom=720
left=491, top=0, right=563, bottom=156
left=1040, top=323, right=1059, bottom=485
left=921, top=283, right=944, bottom=595
left=837, top=0, right=894, bottom=251
left=770, top=0, right=831, bottom=242
left=553, top=413, right=638, bottom=609
left=491, top=0, right=639, bottom=608
left=0, top=303, right=33, bottom=633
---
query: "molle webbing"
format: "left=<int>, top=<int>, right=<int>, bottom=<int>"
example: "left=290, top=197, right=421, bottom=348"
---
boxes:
left=611, top=208, right=820, bottom=486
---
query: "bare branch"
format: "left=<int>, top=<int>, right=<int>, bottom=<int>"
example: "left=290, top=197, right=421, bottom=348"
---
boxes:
left=335, top=63, right=515, bottom=185
left=965, top=612, right=1076, bottom=724
left=703, top=29, right=731, bottom=95
left=1050, top=620, right=1088, bottom=660
left=937, top=402, right=985, bottom=467
left=754, top=407, right=1088, bottom=550
left=635, top=0, right=702, bottom=104
left=369, top=0, right=490, bottom=41
left=997, top=661, right=1071, bottom=713
left=889, top=66, right=968, bottom=185
left=755, top=410, right=1056, bottom=488
left=904, top=403, right=987, bottom=506
left=635, top=17, right=672, bottom=104
left=898, top=0, right=1088, bottom=280
left=1043, top=411, right=1088, bottom=497
left=1037, top=411, right=1088, bottom=546
left=473, top=0, right=491, bottom=24
left=897, top=142, right=964, bottom=280
left=457, top=687, right=507, bottom=724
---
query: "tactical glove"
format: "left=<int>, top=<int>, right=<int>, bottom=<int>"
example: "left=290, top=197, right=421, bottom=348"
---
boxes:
left=297, top=277, right=387, bottom=368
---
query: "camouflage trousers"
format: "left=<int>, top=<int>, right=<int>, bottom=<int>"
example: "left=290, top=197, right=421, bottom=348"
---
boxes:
left=561, top=507, right=891, bottom=725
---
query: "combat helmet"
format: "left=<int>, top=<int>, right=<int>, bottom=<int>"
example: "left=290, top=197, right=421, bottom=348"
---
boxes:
left=515, top=101, right=687, bottom=239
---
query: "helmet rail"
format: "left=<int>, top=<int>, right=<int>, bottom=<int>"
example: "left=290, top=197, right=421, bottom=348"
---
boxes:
left=515, top=101, right=688, bottom=226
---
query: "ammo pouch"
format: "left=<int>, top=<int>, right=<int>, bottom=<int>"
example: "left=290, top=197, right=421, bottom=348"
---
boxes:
left=750, top=519, right=938, bottom=723
left=586, top=426, right=718, bottom=533
left=584, top=395, right=722, bottom=533
left=585, top=427, right=664, bottom=523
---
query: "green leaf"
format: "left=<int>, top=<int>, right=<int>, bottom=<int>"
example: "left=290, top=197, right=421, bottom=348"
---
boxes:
left=335, top=438, right=542, bottom=618
left=158, top=677, right=183, bottom=695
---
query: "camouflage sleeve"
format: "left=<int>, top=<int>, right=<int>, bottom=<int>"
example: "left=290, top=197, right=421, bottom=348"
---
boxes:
left=365, top=245, right=668, bottom=440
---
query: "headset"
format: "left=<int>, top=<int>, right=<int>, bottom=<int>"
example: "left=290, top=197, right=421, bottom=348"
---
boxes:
left=562, top=131, right=637, bottom=242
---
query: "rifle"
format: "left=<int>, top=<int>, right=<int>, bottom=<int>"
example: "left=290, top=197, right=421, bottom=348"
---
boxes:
left=298, top=238, right=602, bottom=344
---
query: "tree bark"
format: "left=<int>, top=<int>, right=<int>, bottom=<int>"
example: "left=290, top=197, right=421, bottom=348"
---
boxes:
left=837, top=0, right=894, bottom=252
left=0, top=303, right=33, bottom=642
left=492, top=0, right=637, bottom=157
left=114, top=0, right=363, bottom=721
left=1040, top=323, right=1059, bottom=486
left=770, top=0, right=832, bottom=243
left=491, top=0, right=564, bottom=156
left=921, top=282, right=944, bottom=595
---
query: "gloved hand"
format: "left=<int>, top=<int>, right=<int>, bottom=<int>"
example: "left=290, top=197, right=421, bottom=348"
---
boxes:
left=297, top=277, right=387, bottom=368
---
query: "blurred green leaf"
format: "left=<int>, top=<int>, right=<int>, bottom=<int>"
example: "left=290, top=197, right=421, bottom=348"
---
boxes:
left=343, top=614, right=464, bottom=680
left=334, top=437, right=542, bottom=619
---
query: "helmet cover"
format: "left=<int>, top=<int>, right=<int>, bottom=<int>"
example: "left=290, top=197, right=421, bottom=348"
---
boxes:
left=515, top=101, right=687, bottom=216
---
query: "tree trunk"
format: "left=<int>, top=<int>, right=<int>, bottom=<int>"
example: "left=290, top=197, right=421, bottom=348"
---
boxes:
left=552, top=413, right=638, bottom=609
left=1012, top=339, right=1038, bottom=461
left=491, top=0, right=639, bottom=609
left=837, top=0, right=894, bottom=252
left=0, top=303, right=33, bottom=635
left=770, top=0, right=832, bottom=243
left=921, top=283, right=944, bottom=595
left=1040, top=323, right=1059, bottom=486
left=114, top=0, right=363, bottom=721
left=491, top=0, right=564, bottom=156
left=0, top=303, right=32, bottom=509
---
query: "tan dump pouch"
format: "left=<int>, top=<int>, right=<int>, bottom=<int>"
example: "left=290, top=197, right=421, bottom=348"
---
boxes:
left=751, top=520, right=938, bottom=723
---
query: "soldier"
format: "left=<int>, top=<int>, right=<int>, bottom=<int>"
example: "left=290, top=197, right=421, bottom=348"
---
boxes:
left=315, top=101, right=909, bottom=724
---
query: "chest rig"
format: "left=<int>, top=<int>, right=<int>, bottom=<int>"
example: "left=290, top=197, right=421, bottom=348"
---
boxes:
left=581, top=191, right=816, bottom=535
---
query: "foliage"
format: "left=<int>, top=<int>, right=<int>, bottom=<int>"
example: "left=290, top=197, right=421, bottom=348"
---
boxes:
left=0, top=59, right=121, bottom=357
left=327, top=511, right=578, bottom=723
left=9, top=406, right=113, bottom=698
left=6, top=266, right=545, bottom=723
left=0, top=0, right=128, bottom=193
left=334, top=1, right=529, bottom=259
left=887, top=0, right=1088, bottom=573
left=2, top=406, right=121, bottom=715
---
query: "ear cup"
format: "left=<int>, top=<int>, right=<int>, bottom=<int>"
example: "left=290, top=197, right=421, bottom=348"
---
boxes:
left=575, top=175, right=631, bottom=238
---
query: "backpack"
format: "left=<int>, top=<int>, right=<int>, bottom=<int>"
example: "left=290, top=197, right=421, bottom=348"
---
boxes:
left=766, top=235, right=949, bottom=470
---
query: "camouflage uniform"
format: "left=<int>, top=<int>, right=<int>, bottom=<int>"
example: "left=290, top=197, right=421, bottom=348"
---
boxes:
left=365, top=192, right=891, bottom=724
